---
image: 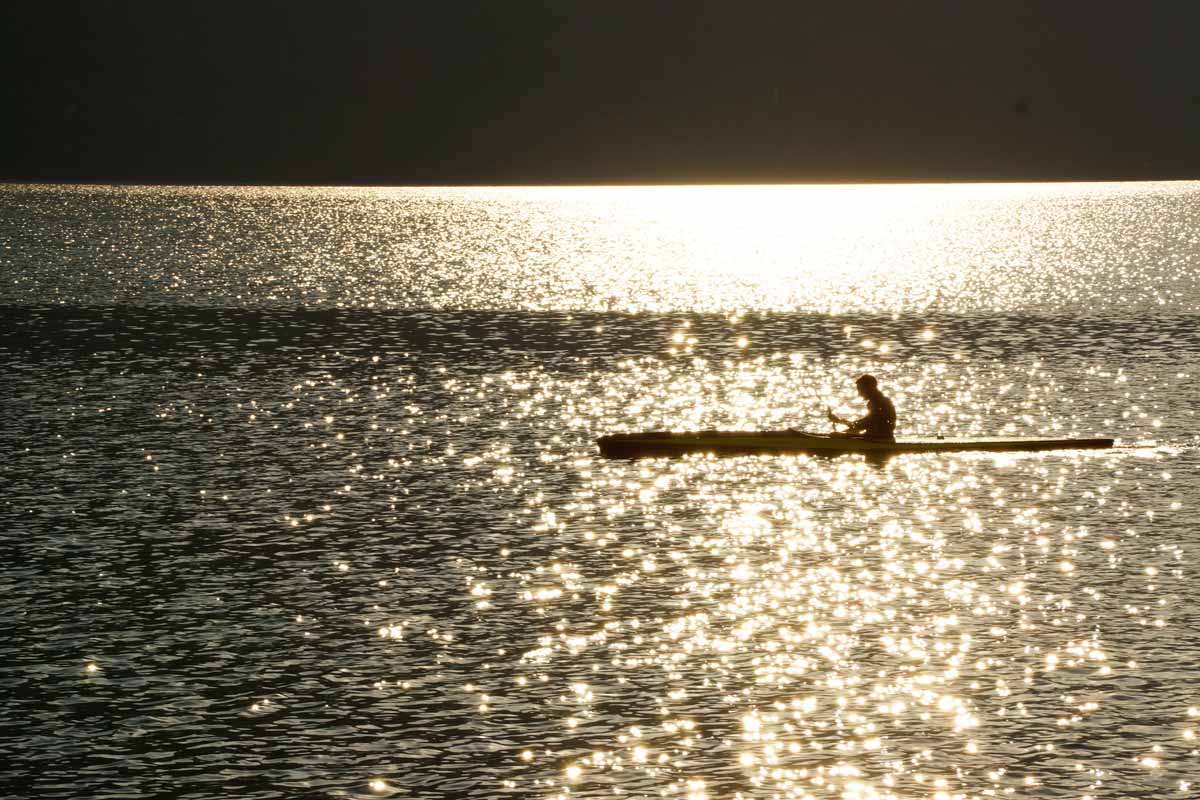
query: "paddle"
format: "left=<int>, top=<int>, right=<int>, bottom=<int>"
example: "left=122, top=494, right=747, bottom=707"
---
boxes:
left=826, top=405, right=853, bottom=430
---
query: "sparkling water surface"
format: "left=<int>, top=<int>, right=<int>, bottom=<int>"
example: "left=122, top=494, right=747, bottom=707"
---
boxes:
left=1, top=183, right=1198, bottom=799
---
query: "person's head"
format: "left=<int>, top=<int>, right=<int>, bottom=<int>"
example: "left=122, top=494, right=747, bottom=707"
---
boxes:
left=855, top=373, right=879, bottom=397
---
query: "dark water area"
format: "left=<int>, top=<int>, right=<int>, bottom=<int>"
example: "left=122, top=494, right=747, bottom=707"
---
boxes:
left=6, top=303, right=1200, bottom=364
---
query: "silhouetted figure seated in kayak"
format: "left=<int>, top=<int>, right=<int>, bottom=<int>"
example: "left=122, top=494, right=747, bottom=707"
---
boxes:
left=826, top=374, right=896, bottom=441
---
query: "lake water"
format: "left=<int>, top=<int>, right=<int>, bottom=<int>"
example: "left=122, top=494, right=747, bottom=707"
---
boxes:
left=1, top=182, right=1198, bottom=799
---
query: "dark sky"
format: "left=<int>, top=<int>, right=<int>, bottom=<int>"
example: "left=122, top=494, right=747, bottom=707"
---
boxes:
left=3, top=1, right=1199, bottom=184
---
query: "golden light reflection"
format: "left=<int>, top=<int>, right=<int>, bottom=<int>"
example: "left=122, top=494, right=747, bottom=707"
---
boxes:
left=422, top=341, right=1194, bottom=799
left=91, top=215, right=1162, bottom=798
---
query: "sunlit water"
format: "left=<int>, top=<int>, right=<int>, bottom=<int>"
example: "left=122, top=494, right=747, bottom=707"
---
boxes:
left=1, top=183, right=1198, bottom=799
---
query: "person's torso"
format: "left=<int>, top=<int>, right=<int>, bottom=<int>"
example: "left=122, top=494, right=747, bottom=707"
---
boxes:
left=865, top=394, right=896, bottom=438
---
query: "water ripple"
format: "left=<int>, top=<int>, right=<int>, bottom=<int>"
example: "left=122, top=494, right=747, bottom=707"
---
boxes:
left=2, top=304, right=1196, bottom=797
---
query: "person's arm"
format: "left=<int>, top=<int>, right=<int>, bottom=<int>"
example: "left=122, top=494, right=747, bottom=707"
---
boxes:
left=827, top=407, right=864, bottom=431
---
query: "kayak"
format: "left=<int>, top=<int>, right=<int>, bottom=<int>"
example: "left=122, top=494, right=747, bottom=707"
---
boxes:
left=596, top=430, right=1114, bottom=458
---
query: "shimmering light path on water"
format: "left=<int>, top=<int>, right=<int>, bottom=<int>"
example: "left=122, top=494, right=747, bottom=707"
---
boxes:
left=1, top=183, right=1199, bottom=799
left=3, top=182, right=1200, bottom=314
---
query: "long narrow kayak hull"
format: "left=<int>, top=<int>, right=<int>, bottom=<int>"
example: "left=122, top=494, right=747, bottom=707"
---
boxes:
left=596, top=431, right=1114, bottom=458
